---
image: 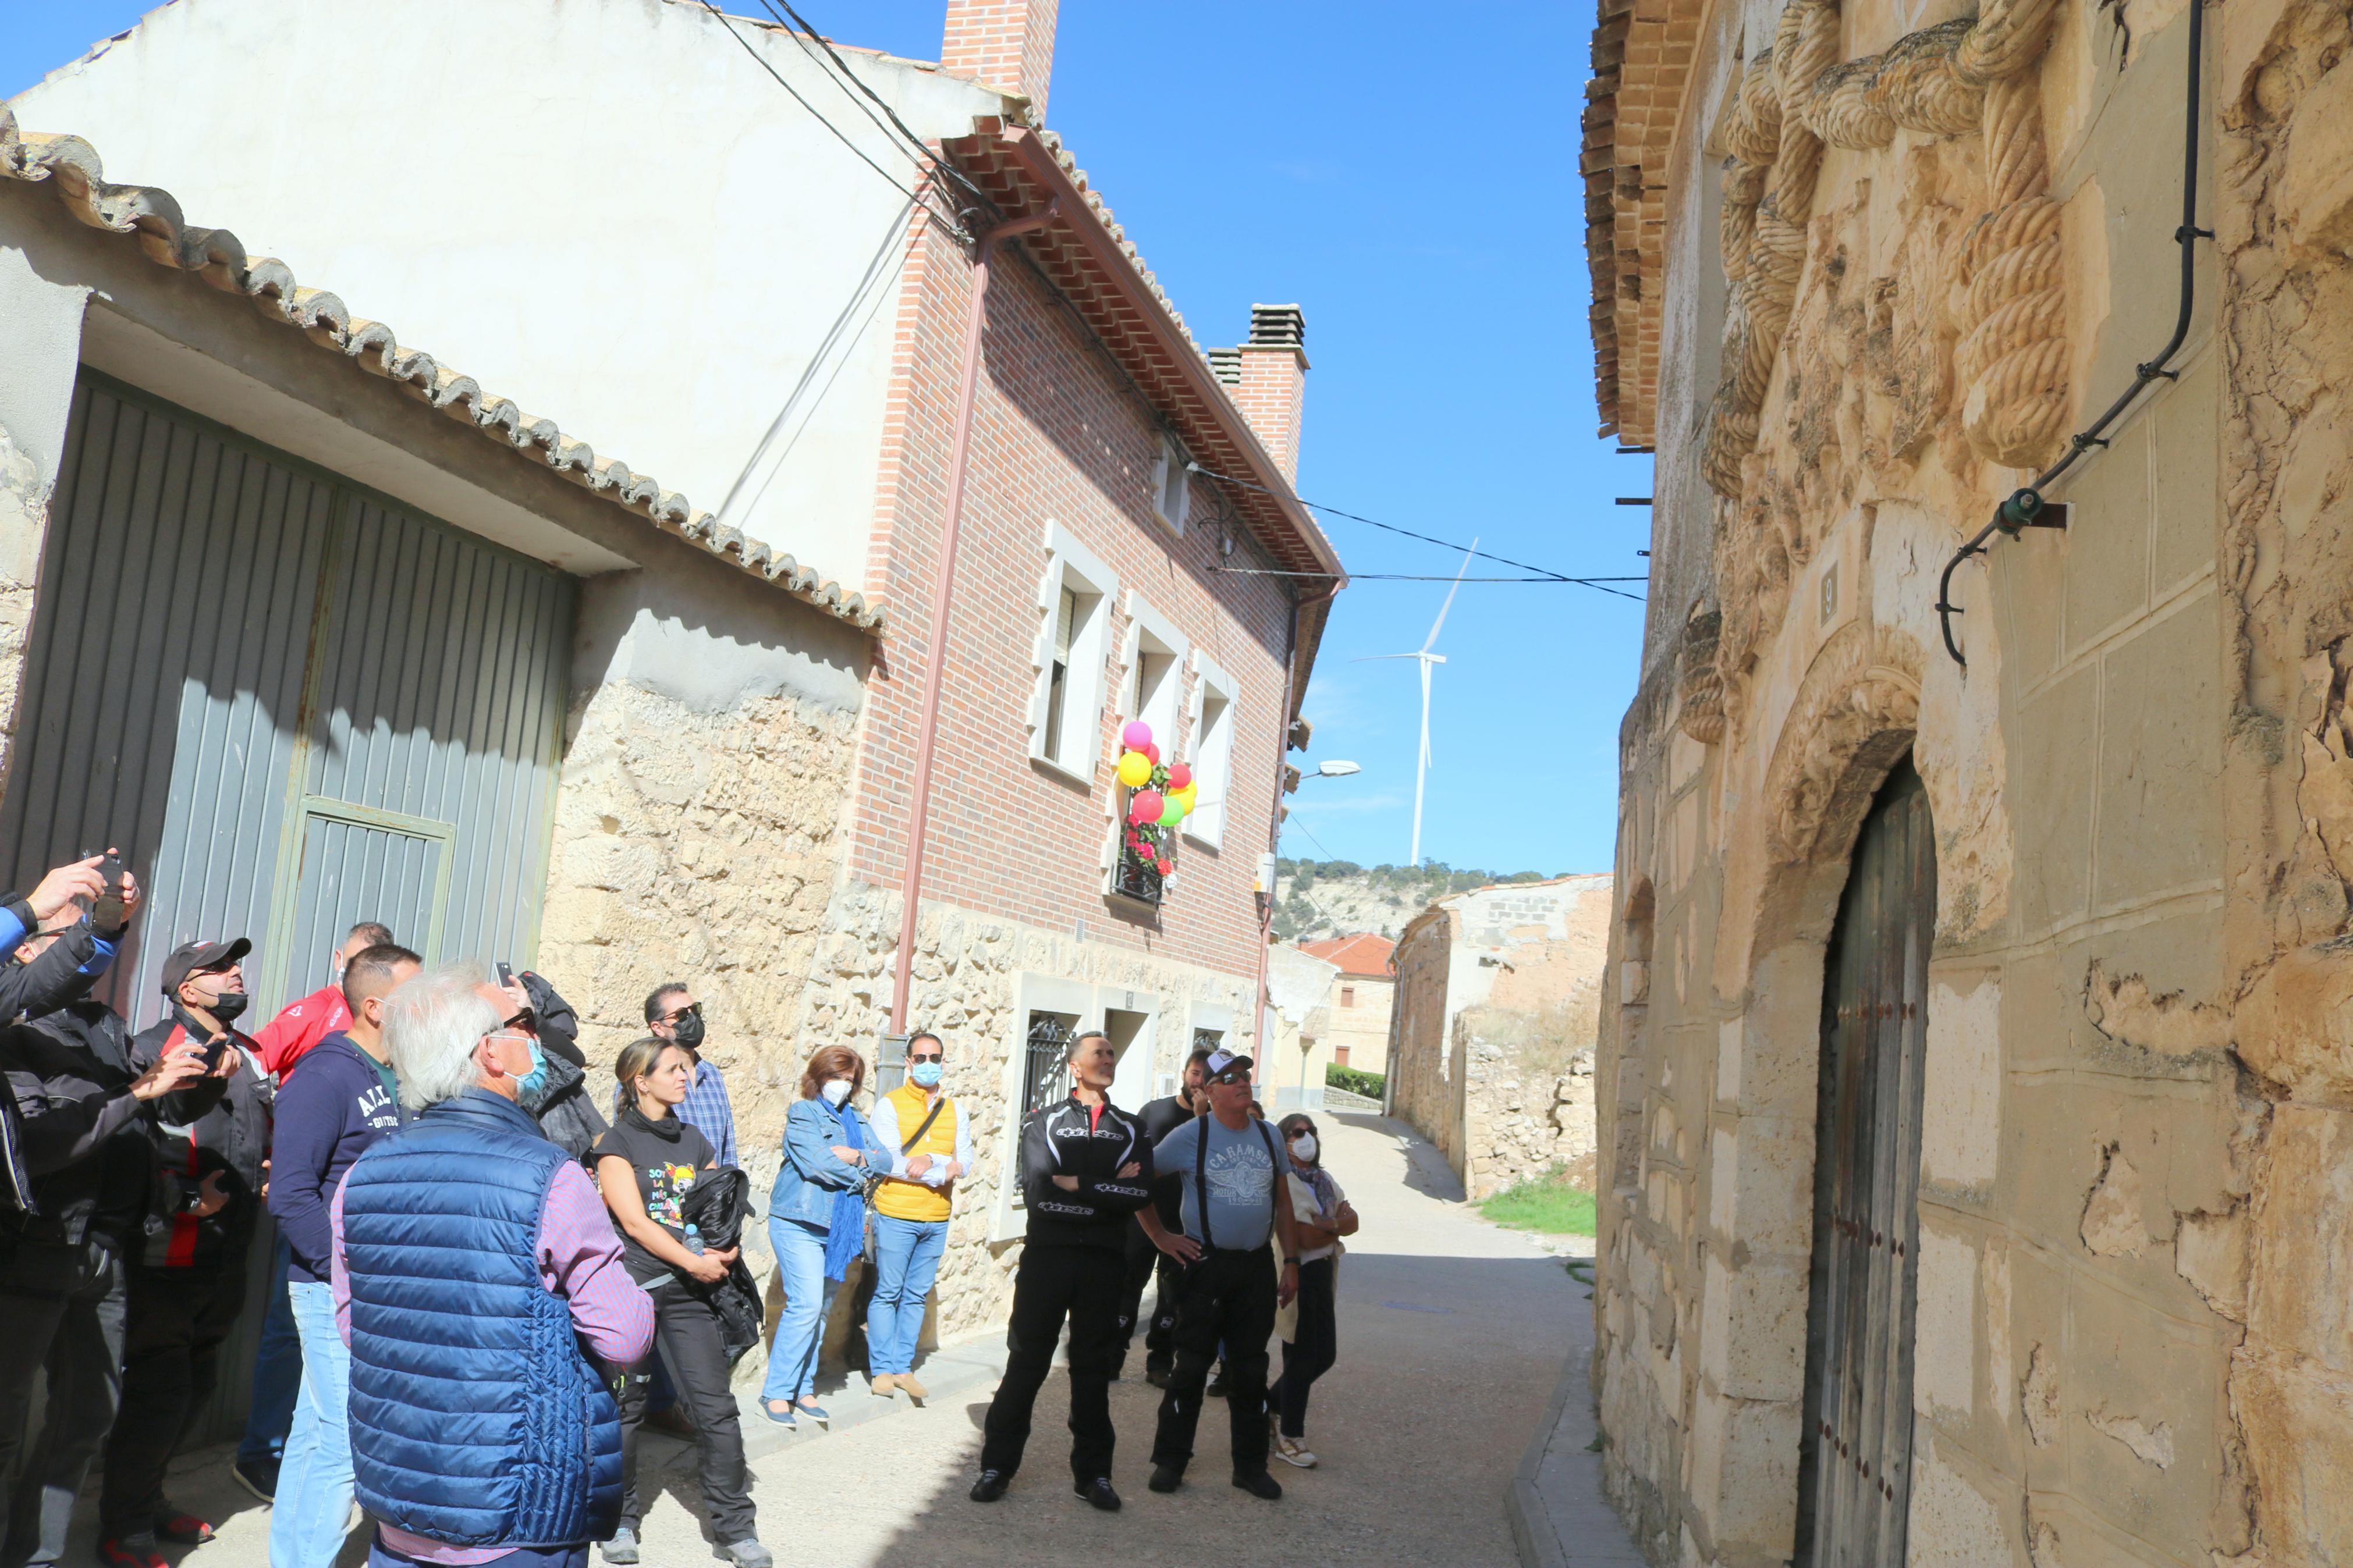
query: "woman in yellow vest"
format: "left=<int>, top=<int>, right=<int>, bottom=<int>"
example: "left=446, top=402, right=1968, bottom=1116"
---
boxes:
left=865, top=1032, right=973, bottom=1399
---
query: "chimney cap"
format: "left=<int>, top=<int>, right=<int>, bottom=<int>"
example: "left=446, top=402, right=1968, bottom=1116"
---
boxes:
left=1248, top=304, right=1306, bottom=350
left=1206, top=346, right=1242, bottom=386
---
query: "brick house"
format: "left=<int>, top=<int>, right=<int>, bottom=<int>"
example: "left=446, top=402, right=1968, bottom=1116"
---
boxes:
left=4, top=0, right=1338, bottom=1402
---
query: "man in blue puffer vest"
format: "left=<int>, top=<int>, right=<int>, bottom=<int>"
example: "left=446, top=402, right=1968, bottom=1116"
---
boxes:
left=330, top=966, right=653, bottom=1568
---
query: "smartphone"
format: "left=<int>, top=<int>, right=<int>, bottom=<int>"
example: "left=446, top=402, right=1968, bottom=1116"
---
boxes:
left=199, top=1036, right=228, bottom=1072
left=84, top=849, right=127, bottom=929
left=495, top=961, right=515, bottom=988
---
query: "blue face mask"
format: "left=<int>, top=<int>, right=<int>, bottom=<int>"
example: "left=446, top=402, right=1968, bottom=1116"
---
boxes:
left=910, top=1061, right=943, bottom=1089
left=516, top=1039, right=549, bottom=1101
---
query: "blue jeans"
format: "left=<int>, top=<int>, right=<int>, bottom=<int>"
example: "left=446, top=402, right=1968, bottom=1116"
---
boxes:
left=867, top=1215, right=947, bottom=1377
left=761, top=1217, right=840, bottom=1405
left=239, top=1232, right=303, bottom=1466
left=272, top=1281, right=354, bottom=1567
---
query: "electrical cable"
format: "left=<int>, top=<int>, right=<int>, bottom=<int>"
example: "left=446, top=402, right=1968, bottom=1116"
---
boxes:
left=754, top=0, right=998, bottom=214
left=1934, top=0, right=2209, bottom=666
left=1187, top=462, right=1638, bottom=592
left=1216, top=567, right=1646, bottom=599
left=692, top=0, right=968, bottom=239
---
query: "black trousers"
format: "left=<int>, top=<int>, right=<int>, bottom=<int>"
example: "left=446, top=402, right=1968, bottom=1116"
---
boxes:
left=979, top=1243, right=1126, bottom=1483
left=0, top=1242, right=127, bottom=1567
left=1115, top=1224, right=1159, bottom=1360
left=617, top=1284, right=754, bottom=1542
left=1149, top=1246, right=1276, bottom=1477
left=101, top=1254, right=251, bottom=1534
left=1270, top=1256, right=1337, bottom=1437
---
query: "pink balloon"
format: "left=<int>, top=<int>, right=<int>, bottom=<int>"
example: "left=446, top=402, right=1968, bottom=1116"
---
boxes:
left=1166, top=762, right=1193, bottom=791
left=1122, top=720, right=1154, bottom=752
left=1129, top=790, right=1164, bottom=825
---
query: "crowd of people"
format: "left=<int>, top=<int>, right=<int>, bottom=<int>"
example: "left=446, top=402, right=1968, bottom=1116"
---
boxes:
left=0, top=852, right=1360, bottom=1568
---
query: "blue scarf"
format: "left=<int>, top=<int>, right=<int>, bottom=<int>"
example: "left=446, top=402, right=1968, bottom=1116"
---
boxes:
left=822, top=1103, right=869, bottom=1283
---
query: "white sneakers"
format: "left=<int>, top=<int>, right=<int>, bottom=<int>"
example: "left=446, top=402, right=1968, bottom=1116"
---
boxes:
left=1270, top=1416, right=1319, bottom=1469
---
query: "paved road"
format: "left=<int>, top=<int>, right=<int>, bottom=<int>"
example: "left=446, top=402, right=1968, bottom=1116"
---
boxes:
left=94, top=1113, right=1582, bottom=1567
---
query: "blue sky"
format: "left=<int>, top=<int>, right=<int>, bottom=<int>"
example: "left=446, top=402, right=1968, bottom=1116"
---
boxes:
left=9, top=0, right=1649, bottom=880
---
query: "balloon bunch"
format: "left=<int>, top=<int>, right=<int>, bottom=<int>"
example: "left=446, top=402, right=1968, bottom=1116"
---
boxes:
left=1116, top=720, right=1195, bottom=877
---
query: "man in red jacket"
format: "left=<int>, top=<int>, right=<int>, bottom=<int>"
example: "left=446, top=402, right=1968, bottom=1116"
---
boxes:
left=250, top=922, right=394, bottom=1082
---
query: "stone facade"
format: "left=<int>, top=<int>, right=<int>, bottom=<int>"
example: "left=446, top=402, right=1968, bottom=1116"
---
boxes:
left=1386, top=876, right=1612, bottom=1201
left=1586, top=0, right=2353, bottom=1563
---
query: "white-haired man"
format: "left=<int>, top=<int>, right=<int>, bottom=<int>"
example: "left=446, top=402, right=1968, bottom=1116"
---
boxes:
left=330, top=967, right=652, bottom=1568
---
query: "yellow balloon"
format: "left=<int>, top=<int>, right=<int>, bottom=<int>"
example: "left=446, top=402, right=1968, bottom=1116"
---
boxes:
left=1116, top=750, right=1152, bottom=788
left=1173, top=783, right=1198, bottom=813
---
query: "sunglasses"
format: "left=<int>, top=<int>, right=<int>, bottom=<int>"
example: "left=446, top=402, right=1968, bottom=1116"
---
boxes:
left=1211, top=1069, right=1251, bottom=1085
left=501, top=1008, right=538, bottom=1034
left=908, top=1050, right=944, bottom=1063
left=661, top=1002, right=703, bottom=1023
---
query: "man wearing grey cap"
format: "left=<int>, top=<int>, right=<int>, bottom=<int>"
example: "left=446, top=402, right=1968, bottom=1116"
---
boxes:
left=1136, top=1047, right=1301, bottom=1501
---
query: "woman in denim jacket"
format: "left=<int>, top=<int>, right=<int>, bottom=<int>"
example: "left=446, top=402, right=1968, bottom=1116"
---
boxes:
left=761, top=1044, right=881, bottom=1427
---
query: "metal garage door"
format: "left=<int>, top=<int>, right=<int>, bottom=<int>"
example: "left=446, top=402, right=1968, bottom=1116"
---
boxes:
left=1794, top=759, right=1935, bottom=1567
left=0, top=371, right=573, bottom=1442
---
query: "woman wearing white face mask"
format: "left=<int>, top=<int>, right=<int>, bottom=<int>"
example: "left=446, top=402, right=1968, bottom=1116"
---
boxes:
left=761, top=1045, right=881, bottom=1428
left=1269, top=1114, right=1357, bottom=1468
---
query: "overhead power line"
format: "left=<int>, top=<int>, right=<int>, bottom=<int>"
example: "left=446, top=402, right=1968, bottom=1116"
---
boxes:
left=693, top=0, right=967, bottom=237
left=1216, top=567, right=1646, bottom=599
left=1187, top=464, right=1646, bottom=601
left=755, top=0, right=996, bottom=215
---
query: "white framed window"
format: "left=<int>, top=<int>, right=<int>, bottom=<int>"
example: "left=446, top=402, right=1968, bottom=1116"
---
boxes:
left=1185, top=653, right=1238, bottom=849
left=1120, top=593, right=1189, bottom=756
left=1151, top=431, right=1190, bottom=535
left=1028, top=522, right=1119, bottom=782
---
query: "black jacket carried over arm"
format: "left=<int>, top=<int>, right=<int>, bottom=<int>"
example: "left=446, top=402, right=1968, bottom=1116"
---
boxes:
left=515, top=971, right=608, bottom=1162
left=6, top=912, right=130, bottom=1027
left=1018, top=1095, right=1156, bottom=1253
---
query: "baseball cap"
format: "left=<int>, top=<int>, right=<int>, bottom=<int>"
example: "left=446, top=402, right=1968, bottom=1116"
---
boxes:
left=159, top=936, right=251, bottom=998
left=1205, top=1047, right=1255, bottom=1081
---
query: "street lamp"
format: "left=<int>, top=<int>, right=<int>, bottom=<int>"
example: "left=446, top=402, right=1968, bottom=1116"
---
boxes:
left=1305, top=760, right=1360, bottom=779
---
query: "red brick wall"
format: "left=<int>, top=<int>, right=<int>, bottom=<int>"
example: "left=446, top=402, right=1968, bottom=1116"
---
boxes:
left=941, top=0, right=1060, bottom=116
left=1232, top=344, right=1307, bottom=485
left=854, top=217, right=1291, bottom=981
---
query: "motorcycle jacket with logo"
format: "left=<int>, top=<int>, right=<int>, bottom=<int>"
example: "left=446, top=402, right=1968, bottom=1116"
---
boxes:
left=1017, top=1092, right=1155, bottom=1253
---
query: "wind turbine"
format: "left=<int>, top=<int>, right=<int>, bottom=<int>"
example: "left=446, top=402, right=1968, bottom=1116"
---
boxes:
left=1355, top=540, right=1476, bottom=867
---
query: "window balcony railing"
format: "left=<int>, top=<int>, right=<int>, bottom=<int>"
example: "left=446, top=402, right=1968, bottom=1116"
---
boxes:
left=1112, top=836, right=1165, bottom=905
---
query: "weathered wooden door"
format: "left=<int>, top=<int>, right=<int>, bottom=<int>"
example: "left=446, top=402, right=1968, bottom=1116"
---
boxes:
left=1795, top=760, right=1935, bottom=1566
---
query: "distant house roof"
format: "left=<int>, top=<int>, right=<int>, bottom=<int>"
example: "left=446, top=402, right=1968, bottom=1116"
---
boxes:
left=0, top=105, right=885, bottom=632
left=1300, top=933, right=1397, bottom=977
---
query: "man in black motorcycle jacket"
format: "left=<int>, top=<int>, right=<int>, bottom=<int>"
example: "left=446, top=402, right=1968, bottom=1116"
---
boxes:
left=970, top=1030, right=1154, bottom=1512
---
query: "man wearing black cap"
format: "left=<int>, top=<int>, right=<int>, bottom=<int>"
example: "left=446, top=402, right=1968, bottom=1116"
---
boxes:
left=87, top=939, right=273, bottom=1566
left=1136, top=1046, right=1301, bottom=1502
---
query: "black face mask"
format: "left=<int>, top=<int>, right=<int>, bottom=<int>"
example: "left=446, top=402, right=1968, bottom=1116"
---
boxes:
left=669, top=1011, right=706, bottom=1050
left=203, top=989, right=250, bottom=1023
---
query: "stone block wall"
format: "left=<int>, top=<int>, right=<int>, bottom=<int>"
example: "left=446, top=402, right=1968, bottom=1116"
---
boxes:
left=792, top=878, right=1255, bottom=1338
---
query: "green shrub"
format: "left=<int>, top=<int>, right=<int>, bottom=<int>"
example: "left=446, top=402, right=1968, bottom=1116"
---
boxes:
left=1324, top=1065, right=1386, bottom=1099
left=1481, top=1166, right=1599, bottom=1236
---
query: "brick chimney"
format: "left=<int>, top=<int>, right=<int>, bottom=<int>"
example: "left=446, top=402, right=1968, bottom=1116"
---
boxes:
left=1230, top=304, right=1308, bottom=485
left=942, top=0, right=1060, bottom=118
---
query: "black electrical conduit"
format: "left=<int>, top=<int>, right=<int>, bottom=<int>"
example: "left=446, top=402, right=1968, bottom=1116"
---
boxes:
left=1935, top=0, right=2211, bottom=667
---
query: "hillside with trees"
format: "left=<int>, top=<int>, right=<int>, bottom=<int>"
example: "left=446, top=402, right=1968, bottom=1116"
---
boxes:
left=1270, top=857, right=1574, bottom=942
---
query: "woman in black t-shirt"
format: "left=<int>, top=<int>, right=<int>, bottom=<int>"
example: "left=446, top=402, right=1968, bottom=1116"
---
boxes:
left=591, top=1038, right=765, bottom=1567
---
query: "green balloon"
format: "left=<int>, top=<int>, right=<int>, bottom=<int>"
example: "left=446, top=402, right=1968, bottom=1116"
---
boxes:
left=1157, top=792, right=1187, bottom=826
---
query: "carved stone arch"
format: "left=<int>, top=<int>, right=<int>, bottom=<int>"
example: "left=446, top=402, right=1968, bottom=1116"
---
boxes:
left=1691, top=616, right=1936, bottom=1565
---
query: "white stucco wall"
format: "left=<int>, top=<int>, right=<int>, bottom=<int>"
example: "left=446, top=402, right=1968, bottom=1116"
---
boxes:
left=11, top=0, right=1009, bottom=595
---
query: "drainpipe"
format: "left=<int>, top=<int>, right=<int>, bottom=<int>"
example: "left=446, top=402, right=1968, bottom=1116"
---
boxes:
left=1252, top=583, right=1337, bottom=1054
left=890, top=201, right=1060, bottom=1034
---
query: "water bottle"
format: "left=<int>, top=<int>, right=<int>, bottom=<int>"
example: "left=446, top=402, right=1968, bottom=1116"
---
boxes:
left=684, top=1224, right=704, bottom=1256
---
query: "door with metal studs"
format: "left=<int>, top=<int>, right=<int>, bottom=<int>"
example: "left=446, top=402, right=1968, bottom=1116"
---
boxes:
left=1794, top=760, right=1935, bottom=1566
